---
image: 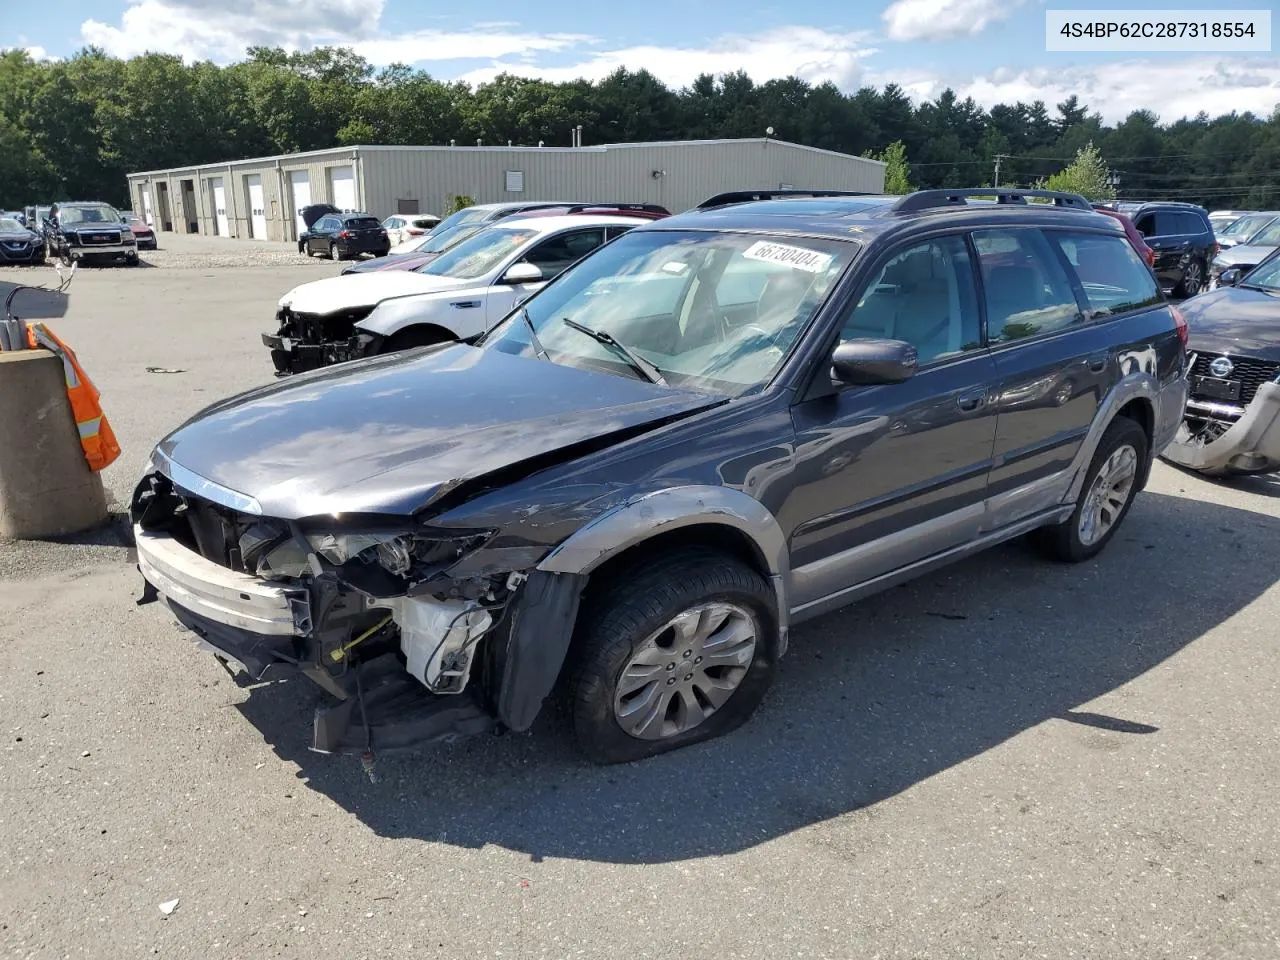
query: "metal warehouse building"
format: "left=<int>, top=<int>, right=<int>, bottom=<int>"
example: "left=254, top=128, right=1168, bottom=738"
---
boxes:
left=124, top=138, right=886, bottom=243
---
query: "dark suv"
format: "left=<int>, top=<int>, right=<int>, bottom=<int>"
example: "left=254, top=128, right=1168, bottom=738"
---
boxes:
left=1116, top=201, right=1216, bottom=297
left=131, top=188, right=1188, bottom=765
left=299, top=211, right=390, bottom=260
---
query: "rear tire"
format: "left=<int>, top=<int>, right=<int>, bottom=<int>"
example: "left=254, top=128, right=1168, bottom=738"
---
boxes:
left=1033, top=416, right=1148, bottom=563
left=329, top=243, right=342, bottom=261
left=566, top=550, right=779, bottom=764
left=1175, top=259, right=1205, bottom=298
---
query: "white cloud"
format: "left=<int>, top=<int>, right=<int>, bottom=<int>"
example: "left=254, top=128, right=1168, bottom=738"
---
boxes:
left=882, top=0, right=1027, bottom=42
left=23, top=45, right=52, bottom=61
left=889, top=57, right=1280, bottom=124
left=78, top=0, right=586, bottom=64
left=458, top=27, right=878, bottom=91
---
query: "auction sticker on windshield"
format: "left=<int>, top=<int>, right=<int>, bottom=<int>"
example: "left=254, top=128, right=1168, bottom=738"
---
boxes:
left=742, top=240, right=834, bottom=273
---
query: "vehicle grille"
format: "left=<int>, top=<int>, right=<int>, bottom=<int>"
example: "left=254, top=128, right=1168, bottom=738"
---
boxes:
left=1189, top=352, right=1280, bottom=406
left=277, top=306, right=374, bottom=344
left=80, top=231, right=121, bottom=245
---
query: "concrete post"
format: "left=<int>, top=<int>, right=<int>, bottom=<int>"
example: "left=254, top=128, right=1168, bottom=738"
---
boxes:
left=0, top=349, right=108, bottom=538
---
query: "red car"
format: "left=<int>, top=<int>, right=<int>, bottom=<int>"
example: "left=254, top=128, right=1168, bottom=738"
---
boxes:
left=121, top=213, right=157, bottom=251
left=341, top=204, right=669, bottom=276
left=1093, top=207, right=1155, bottom=270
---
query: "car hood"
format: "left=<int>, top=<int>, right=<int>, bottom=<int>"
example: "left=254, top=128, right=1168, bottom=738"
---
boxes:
left=345, top=251, right=437, bottom=275
left=1216, top=243, right=1278, bottom=267
left=154, top=344, right=724, bottom=519
left=0, top=229, right=38, bottom=241
left=1182, top=285, right=1280, bottom=361
left=279, top=271, right=471, bottom=313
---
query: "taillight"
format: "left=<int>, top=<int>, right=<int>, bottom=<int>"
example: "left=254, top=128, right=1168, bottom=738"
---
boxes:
left=1211, top=242, right=1220, bottom=259
left=337, top=230, right=351, bottom=239
left=1171, top=304, right=1189, bottom=351
left=1145, top=248, right=1156, bottom=267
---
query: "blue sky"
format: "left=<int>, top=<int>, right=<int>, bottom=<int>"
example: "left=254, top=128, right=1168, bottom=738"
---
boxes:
left=3, top=0, right=1277, bottom=123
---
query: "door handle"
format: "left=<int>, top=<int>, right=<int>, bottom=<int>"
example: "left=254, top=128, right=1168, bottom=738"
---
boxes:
left=956, top=389, right=985, bottom=412
left=1087, top=352, right=1108, bottom=373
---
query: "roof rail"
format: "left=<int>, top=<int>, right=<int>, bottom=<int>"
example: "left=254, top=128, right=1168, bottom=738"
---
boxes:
left=890, top=188, right=1093, bottom=213
left=558, top=203, right=670, bottom=216
left=696, top=189, right=874, bottom=209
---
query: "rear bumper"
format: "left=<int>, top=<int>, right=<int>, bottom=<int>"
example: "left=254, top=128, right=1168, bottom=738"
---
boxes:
left=1163, top=381, right=1280, bottom=473
left=261, top=331, right=379, bottom=375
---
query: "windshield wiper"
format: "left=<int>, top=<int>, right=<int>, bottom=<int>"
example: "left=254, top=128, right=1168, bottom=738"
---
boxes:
left=517, top=305, right=550, bottom=360
left=561, top=318, right=667, bottom=385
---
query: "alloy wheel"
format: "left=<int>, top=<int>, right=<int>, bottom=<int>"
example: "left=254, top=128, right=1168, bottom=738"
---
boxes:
left=1078, top=443, right=1138, bottom=546
left=1183, top=262, right=1202, bottom=296
left=612, top=602, right=757, bottom=740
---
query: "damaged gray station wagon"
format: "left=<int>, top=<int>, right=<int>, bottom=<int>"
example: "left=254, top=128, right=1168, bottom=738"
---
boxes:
left=132, top=188, right=1189, bottom=764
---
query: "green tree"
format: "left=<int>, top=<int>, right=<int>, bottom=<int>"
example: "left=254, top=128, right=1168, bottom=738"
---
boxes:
left=878, top=140, right=913, bottom=194
left=1039, top=141, right=1116, bottom=201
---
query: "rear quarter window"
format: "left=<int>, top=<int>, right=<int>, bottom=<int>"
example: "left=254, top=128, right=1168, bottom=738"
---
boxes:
left=1049, top=231, right=1161, bottom=318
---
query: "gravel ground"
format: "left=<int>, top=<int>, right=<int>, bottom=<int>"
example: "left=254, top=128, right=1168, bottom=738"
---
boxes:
left=2, top=235, right=1279, bottom=959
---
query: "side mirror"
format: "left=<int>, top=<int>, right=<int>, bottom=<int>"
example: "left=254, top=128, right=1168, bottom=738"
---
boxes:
left=831, top=338, right=918, bottom=386
left=501, top=262, right=544, bottom=284
left=1219, top=267, right=1242, bottom=287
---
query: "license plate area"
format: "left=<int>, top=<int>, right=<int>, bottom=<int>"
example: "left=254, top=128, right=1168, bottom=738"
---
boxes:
left=1192, top=375, right=1241, bottom=402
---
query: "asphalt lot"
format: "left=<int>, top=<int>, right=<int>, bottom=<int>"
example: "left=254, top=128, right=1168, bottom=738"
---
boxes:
left=2, top=232, right=1279, bottom=959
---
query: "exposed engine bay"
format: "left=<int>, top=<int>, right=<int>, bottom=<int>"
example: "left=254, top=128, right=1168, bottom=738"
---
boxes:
left=130, top=471, right=581, bottom=756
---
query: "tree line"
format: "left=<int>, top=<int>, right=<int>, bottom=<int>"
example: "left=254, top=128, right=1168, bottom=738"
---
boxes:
left=2, top=45, right=1278, bottom=211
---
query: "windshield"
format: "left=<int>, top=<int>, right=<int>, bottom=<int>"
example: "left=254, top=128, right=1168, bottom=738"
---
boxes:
left=426, top=206, right=492, bottom=235
left=59, top=204, right=120, bottom=225
left=1245, top=220, right=1280, bottom=247
left=418, top=226, right=539, bottom=279
left=481, top=229, right=856, bottom=395
left=1242, top=252, right=1280, bottom=290
left=1223, top=214, right=1274, bottom=239
left=0, top=218, right=26, bottom=231
left=412, top=222, right=481, bottom=254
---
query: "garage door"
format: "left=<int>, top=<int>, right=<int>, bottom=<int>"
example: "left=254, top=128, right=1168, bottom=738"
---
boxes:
left=329, top=166, right=356, bottom=211
left=141, top=189, right=154, bottom=226
left=210, top=178, right=229, bottom=236
left=246, top=174, right=267, bottom=239
left=289, top=171, right=311, bottom=239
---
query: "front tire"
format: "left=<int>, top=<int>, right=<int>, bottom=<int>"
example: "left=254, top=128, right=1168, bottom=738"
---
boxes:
left=566, top=551, right=779, bottom=764
left=1034, top=416, right=1148, bottom=563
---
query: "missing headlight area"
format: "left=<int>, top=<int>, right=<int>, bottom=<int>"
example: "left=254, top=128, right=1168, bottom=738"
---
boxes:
left=130, top=471, right=546, bottom=755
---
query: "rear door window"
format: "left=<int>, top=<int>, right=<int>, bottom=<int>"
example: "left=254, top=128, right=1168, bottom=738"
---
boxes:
left=1048, top=231, right=1161, bottom=318
left=971, top=228, right=1082, bottom=343
left=1153, top=212, right=1182, bottom=236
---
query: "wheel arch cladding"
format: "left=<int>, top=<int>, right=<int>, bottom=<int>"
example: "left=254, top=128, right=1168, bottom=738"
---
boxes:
left=1067, top=370, right=1160, bottom=502
left=538, top=484, right=791, bottom=645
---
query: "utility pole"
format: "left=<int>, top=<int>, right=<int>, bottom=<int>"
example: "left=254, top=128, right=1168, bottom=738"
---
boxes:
left=993, top=154, right=1008, bottom=188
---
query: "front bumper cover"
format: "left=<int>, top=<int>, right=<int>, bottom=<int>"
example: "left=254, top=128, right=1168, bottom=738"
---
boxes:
left=1163, top=381, right=1280, bottom=473
left=262, top=331, right=379, bottom=375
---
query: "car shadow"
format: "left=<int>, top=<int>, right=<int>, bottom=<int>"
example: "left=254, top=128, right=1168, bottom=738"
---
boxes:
left=233, top=490, right=1279, bottom=864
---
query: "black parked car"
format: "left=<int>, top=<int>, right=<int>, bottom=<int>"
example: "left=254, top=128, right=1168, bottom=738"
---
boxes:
left=130, top=188, right=1187, bottom=764
left=44, top=201, right=139, bottom=266
left=1117, top=201, right=1216, bottom=297
left=0, top=214, right=46, bottom=264
left=1162, top=247, right=1280, bottom=476
left=299, top=209, right=389, bottom=260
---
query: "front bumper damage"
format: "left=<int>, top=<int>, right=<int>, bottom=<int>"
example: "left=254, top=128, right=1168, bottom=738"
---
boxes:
left=262, top=331, right=379, bottom=375
left=132, top=474, right=584, bottom=756
left=1164, top=380, right=1280, bottom=474
left=264, top=306, right=380, bottom=375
